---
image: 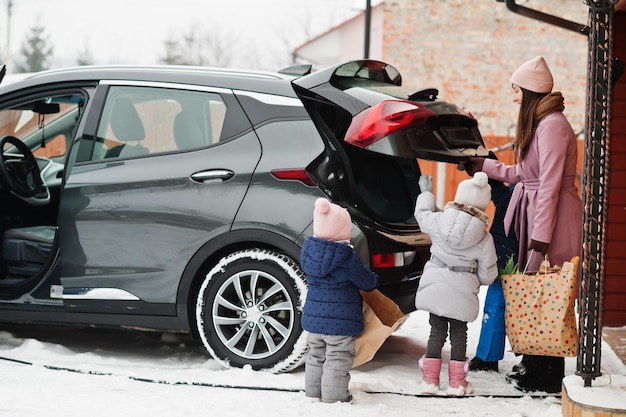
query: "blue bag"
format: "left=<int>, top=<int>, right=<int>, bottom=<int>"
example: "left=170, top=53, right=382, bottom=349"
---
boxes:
left=475, top=182, right=518, bottom=362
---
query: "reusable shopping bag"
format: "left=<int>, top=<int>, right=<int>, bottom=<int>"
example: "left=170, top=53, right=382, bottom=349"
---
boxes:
left=353, top=289, right=406, bottom=368
left=501, top=256, right=579, bottom=357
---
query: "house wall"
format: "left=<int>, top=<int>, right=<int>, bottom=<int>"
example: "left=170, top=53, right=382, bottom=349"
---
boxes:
left=384, top=0, right=626, bottom=327
left=383, top=0, right=588, bottom=138
left=292, top=0, right=626, bottom=325
left=293, top=4, right=384, bottom=68
left=383, top=0, right=588, bottom=206
left=604, top=11, right=626, bottom=327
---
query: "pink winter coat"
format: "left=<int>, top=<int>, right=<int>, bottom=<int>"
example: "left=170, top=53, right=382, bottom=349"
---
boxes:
left=482, top=112, right=582, bottom=271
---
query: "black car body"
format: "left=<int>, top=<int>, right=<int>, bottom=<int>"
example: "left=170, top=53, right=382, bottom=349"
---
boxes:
left=0, top=60, right=488, bottom=372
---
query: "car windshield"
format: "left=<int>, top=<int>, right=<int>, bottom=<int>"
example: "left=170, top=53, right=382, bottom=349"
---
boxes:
left=0, top=94, right=84, bottom=160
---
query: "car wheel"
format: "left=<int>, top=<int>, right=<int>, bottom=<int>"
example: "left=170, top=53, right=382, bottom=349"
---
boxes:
left=195, top=248, right=308, bottom=373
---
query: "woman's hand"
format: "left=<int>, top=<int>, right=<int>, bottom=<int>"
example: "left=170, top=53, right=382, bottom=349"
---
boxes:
left=464, top=156, right=485, bottom=176
left=528, top=239, right=549, bottom=256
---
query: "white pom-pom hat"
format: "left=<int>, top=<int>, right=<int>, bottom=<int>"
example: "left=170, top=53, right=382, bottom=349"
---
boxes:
left=454, top=172, right=491, bottom=211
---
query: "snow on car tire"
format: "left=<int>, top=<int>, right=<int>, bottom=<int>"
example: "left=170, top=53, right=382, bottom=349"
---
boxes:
left=195, top=248, right=308, bottom=373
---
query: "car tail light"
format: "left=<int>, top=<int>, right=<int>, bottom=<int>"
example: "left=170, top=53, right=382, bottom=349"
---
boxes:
left=371, top=251, right=416, bottom=268
left=345, top=100, right=436, bottom=148
left=271, top=169, right=317, bottom=186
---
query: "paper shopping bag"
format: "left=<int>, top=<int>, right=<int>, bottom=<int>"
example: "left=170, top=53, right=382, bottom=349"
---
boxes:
left=353, top=289, right=406, bottom=368
left=501, top=256, right=579, bottom=357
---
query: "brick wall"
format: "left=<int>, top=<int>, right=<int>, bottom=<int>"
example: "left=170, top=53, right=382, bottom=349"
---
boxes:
left=381, top=0, right=626, bottom=326
left=382, top=0, right=588, bottom=138
left=604, top=11, right=626, bottom=327
left=382, top=0, right=588, bottom=211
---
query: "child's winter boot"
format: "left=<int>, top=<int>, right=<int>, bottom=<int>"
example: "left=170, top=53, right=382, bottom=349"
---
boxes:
left=447, top=358, right=473, bottom=396
left=418, top=355, right=442, bottom=395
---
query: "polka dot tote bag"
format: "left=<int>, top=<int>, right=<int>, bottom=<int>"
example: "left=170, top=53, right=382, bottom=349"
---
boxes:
left=501, top=256, right=579, bottom=357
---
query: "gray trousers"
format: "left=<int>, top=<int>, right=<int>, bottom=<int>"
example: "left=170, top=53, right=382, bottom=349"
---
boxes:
left=305, top=333, right=356, bottom=403
left=426, top=313, right=468, bottom=362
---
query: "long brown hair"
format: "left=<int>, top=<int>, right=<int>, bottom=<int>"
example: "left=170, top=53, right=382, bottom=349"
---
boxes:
left=515, top=88, right=549, bottom=162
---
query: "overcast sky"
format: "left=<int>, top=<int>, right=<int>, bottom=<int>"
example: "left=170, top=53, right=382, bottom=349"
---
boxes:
left=1, top=0, right=376, bottom=72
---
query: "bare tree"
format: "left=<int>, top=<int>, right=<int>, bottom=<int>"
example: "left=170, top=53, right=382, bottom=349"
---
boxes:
left=76, top=42, right=94, bottom=66
left=160, top=26, right=236, bottom=67
left=277, top=0, right=355, bottom=67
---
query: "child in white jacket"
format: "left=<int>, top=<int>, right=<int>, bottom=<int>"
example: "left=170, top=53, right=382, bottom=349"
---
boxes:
left=414, top=172, right=498, bottom=396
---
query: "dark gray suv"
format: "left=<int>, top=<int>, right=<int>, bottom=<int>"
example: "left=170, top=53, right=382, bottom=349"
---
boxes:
left=0, top=60, right=488, bottom=372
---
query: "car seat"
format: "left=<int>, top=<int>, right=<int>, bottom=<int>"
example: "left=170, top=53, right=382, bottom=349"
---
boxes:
left=2, top=225, right=57, bottom=278
left=105, top=97, right=149, bottom=158
left=173, top=111, right=207, bottom=150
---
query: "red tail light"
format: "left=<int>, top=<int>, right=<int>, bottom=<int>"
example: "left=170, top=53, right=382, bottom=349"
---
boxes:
left=271, top=169, right=317, bottom=186
left=345, top=100, right=436, bottom=148
left=371, top=253, right=396, bottom=268
left=371, top=251, right=417, bottom=269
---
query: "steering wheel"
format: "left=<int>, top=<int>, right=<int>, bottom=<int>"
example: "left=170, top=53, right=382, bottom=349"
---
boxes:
left=0, top=135, right=45, bottom=198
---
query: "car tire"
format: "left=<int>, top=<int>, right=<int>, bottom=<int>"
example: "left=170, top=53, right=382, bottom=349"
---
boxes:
left=195, top=248, right=308, bottom=373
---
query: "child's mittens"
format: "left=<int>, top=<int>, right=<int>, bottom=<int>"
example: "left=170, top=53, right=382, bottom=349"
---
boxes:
left=419, top=175, right=433, bottom=193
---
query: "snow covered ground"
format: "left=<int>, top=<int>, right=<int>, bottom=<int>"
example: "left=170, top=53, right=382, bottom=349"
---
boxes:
left=0, top=287, right=624, bottom=417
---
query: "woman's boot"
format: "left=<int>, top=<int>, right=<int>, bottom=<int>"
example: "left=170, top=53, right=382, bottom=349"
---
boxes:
left=418, top=355, right=442, bottom=395
left=506, top=354, right=538, bottom=383
left=447, top=358, right=473, bottom=396
left=469, top=356, right=498, bottom=372
left=514, top=356, right=564, bottom=393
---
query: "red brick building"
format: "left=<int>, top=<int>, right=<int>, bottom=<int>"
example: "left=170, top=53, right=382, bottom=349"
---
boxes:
left=294, top=0, right=626, bottom=326
left=606, top=1, right=626, bottom=326
left=388, top=0, right=626, bottom=327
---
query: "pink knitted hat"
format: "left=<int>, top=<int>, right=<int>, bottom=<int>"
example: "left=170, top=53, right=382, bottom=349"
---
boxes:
left=313, top=198, right=352, bottom=241
left=510, top=56, right=554, bottom=93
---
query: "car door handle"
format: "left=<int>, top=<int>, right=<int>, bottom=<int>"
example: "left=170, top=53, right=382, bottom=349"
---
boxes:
left=190, top=169, right=235, bottom=183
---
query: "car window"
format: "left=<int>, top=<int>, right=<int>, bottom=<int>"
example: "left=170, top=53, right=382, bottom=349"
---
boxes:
left=0, top=94, right=83, bottom=160
left=92, top=86, right=226, bottom=160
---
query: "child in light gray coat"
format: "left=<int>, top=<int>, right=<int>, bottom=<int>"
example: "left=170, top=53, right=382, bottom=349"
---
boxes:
left=414, top=172, right=498, bottom=396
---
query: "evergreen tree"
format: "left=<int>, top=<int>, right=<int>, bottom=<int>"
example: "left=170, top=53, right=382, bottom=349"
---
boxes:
left=14, top=25, right=53, bottom=73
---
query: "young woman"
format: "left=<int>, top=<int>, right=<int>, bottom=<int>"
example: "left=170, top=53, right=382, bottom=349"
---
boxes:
left=465, top=56, right=583, bottom=393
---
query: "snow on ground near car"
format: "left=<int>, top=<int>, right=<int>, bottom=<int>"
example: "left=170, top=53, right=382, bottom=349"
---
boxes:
left=0, top=286, right=623, bottom=417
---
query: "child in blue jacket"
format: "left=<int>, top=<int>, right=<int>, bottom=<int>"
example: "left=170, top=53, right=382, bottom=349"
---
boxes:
left=300, top=198, right=378, bottom=403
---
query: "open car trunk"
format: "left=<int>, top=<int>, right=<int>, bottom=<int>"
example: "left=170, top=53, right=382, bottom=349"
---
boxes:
left=292, top=60, right=490, bottom=227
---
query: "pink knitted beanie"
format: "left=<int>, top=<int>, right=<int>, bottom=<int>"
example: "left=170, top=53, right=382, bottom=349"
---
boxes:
left=510, top=56, right=554, bottom=93
left=313, top=198, right=352, bottom=242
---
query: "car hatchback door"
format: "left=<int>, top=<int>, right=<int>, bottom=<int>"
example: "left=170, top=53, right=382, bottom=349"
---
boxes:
left=291, top=60, right=490, bottom=225
left=292, top=60, right=489, bottom=163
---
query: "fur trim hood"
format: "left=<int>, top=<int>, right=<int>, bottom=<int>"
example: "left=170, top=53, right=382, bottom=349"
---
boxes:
left=444, top=201, right=490, bottom=226
left=437, top=202, right=490, bottom=250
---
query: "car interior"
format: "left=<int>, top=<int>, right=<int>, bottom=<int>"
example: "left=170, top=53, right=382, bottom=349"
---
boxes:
left=0, top=93, right=82, bottom=289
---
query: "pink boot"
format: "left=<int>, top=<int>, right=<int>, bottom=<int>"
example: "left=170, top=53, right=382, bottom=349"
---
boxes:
left=447, top=358, right=473, bottom=396
left=418, top=355, right=442, bottom=394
